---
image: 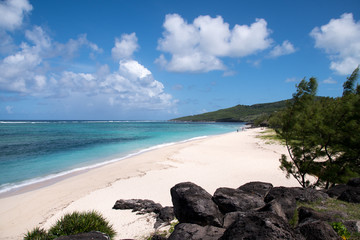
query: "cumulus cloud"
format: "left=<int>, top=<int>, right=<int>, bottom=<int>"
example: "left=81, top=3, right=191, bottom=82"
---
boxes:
left=269, top=40, right=296, bottom=58
left=0, top=25, right=175, bottom=111
left=111, top=33, right=139, bottom=60
left=310, top=13, right=360, bottom=75
left=0, top=0, right=32, bottom=31
left=156, top=14, right=273, bottom=73
left=54, top=34, right=102, bottom=59
left=0, top=26, right=102, bottom=94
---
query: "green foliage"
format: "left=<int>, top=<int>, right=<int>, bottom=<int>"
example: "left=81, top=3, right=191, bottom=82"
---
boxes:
left=171, top=100, right=287, bottom=123
left=291, top=198, right=360, bottom=239
left=48, top=211, right=116, bottom=239
left=343, top=66, right=359, bottom=96
left=146, top=219, right=178, bottom=240
left=24, top=211, right=116, bottom=240
left=331, top=222, right=351, bottom=239
left=24, top=227, right=49, bottom=240
left=271, top=68, right=360, bottom=188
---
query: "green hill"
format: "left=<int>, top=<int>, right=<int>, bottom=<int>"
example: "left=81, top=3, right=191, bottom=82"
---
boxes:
left=171, top=100, right=288, bottom=123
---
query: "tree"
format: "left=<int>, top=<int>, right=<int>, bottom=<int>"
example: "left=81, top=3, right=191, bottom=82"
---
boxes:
left=271, top=68, right=360, bottom=188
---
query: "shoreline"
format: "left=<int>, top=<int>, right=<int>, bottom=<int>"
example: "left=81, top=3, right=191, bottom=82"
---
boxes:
left=0, top=128, right=299, bottom=239
left=0, top=134, right=213, bottom=198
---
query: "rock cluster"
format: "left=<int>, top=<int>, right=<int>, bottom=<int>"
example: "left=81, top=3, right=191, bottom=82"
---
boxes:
left=167, top=179, right=359, bottom=240
left=112, top=199, right=174, bottom=229
left=57, top=178, right=359, bottom=239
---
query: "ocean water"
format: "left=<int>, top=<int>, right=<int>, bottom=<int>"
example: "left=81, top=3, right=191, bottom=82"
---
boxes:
left=0, top=121, right=243, bottom=194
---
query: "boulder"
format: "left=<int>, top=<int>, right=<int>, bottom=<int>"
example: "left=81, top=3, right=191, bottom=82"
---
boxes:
left=170, top=182, right=223, bottom=227
left=220, top=212, right=303, bottom=240
left=238, top=181, right=273, bottom=198
left=154, top=206, right=174, bottom=228
left=289, top=187, right=329, bottom=202
left=347, top=178, right=360, bottom=187
left=222, top=211, right=246, bottom=229
left=168, top=223, right=225, bottom=240
left=299, top=221, right=342, bottom=240
left=344, top=220, right=360, bottom=233
left=264, top=187, right=297, bottom=221
left=54, top=231, right=110, bottom=240
left=212, top=187, right=265, bottom=214
left=266, top=187, right=328, bottom=203
left=148, top=235, right=167, bottom=240
left=297, top=207, right=341, bottom=225
left=338, top=187, right=360, bottom=203
left=327, top=185, right=349, bottom=198
left=258, top=199, right=288, bottom=221
left=113, top=199, right=162, bottom=214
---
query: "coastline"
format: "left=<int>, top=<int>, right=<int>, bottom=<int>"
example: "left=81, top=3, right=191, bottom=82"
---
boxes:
left=0, top=128, right=299, bottom=239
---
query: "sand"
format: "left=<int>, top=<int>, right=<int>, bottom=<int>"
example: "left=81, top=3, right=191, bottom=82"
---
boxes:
left=0, top=128, right=300, bottom=240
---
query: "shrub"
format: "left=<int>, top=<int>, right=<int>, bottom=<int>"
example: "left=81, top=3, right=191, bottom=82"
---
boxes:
left=48, top=211, right=116, bottom=239
left=331, top=222, right=350, bottom=240
left=24, top=227, right=49, bottom=240
left=24, top=211, right=116, bottom=239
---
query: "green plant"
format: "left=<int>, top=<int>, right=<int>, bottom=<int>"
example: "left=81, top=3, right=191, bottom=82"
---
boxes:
left=331, top=222, right=350, bottom=240
left=273, top=67, right=360, bottom=189
left=48, top=211, right=116, bottom=239
left=24, top=227, right=49, bottom=240
left=24, top=211, right=116, bottom=240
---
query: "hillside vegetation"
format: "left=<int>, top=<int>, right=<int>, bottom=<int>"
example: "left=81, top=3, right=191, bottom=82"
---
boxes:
left=171, top=100, right=288, bottom=123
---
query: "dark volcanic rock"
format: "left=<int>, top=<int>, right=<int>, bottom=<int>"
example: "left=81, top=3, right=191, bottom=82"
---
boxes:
left=258, top=199, right=289, bottom=221
left=297, top=207, right=341, bottom=224
left=222, top=211, right=246, bottom=229
left=265, top=187, right=328, bottom=203
left=212, top=187, right=265, bottom=214
left=290, top=187, right=329, bottom=202
left=344, top=220, right=360, bottom=233
left=168, top=223, right=225, bottom=240
left=238, top=181, right=273, bottom=198
left=154, top=206, right=174, bottom=228
left=327, top=184, right=349, bottom=198
left=347, top=178, right=360, bottom=187
left=158, top=206, right=174, bottom=222
left=264, top=187, right=297, bottom=221
left=299, top=221, right=342, bottom=240
left=219, top=212, right=303, bottom=240
left=170, top=182, right=223, bottom=227
left=55, top=231, right=110, bottom=240
left=338, top=187, right=360, bottom=203
left=149, top=235, right=167, bottom=240
left=113, top=199, right=162, bottom=214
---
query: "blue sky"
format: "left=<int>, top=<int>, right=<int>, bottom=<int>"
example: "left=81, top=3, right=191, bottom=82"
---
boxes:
left=0, top=0, right=359, bottom=120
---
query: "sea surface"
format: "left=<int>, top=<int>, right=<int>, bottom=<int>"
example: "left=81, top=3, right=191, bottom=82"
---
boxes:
left=0, top=120, right=243, bottom=194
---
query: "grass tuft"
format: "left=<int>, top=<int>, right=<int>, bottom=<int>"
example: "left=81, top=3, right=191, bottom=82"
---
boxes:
left=24, top=211, right=116, bottom=240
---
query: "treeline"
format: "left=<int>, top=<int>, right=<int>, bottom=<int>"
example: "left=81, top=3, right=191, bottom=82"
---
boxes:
left=171, top=100, right=287, bottom=123
left=269, top=67, right=360, bottom=189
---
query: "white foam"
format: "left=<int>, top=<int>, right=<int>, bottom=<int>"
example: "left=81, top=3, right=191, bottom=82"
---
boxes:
left=0, top=135, right=209, bottom=195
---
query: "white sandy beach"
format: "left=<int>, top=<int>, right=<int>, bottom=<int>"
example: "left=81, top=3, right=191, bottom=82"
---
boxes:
left=0, top=128, right=300, bottom=240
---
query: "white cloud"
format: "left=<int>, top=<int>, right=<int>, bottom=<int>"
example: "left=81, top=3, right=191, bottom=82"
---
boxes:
left=0, top=26, right=103, bottom=94
left=5, top=105, right=13, bottom=114
left=54, top=34, right=102, bottom=59
left=0, top=0, right=32, bottom=31
left=285, top=77, right=297, bottom=83
left=112, top=33, right=139, bottom=60
left=0, top=21, right=175, bottom=112
left=310, top=13, right=360, bottom=75
left=269, top=40, right=296, bottom=58
left=157, top=14, right=273, bottom=73
left=323, top=77, right=337, bottom=84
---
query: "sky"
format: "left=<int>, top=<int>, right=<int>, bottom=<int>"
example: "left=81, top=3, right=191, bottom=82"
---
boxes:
left=0, top=0, right=359, bottom=120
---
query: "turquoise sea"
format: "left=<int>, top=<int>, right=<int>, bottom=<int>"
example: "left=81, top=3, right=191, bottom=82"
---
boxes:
left=0, top=121, right=243, bottom=194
